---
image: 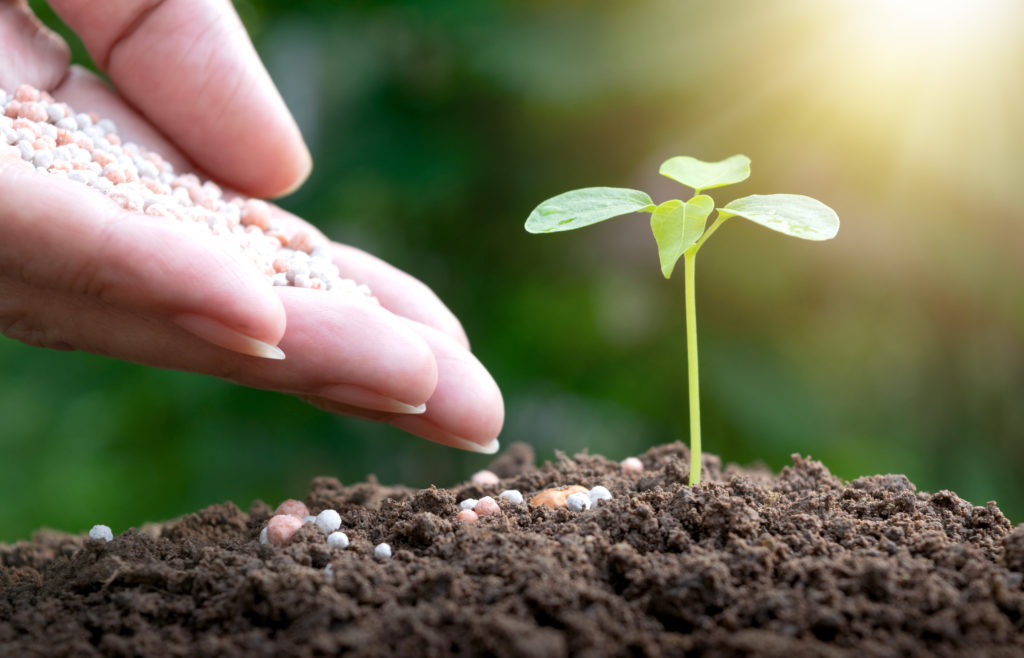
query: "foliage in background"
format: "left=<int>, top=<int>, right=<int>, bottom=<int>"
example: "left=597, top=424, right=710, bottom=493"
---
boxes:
left=3, top=0, right=1022, bottom=542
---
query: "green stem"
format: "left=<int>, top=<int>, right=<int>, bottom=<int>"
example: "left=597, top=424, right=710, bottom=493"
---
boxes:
left=694, top=214, right=727, bottom=252
left=684, top=249, right=701, bottom=485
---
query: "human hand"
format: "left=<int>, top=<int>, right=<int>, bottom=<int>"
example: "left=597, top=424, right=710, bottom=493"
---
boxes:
left=0, top=0, right=504, bottom=453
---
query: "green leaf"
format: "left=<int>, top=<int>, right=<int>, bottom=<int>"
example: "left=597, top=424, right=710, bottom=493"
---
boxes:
left=525, top=187, right=654, bottom=233
left=650, top=195, right=714, bottom=278
left=718, top=194, right=839, bottom=240
left=659, top=154, right=751, bottom=192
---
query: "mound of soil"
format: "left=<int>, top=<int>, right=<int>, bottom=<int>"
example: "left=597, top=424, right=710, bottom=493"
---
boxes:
left=3, top=442, right=1024, bottom=657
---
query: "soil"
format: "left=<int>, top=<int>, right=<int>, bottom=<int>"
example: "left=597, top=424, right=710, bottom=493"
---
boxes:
left=3, top=442, right=1024, bottom=657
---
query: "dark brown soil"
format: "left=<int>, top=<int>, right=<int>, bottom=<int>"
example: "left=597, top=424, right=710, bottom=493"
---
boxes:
left=3, top=442, right=1024, bottom=657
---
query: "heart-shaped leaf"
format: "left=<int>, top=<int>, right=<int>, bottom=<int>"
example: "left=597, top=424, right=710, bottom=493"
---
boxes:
left=718, top=194, right=839, bottom=240
left=525, top=187, right=654, bottom=233
left=650, top=195, right=714, bottom=278
left=659, top=154, right=751, bottom=193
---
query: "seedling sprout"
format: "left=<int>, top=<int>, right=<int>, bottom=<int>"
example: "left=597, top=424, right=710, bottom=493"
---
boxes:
left=525, top=155, right=839, bottom=485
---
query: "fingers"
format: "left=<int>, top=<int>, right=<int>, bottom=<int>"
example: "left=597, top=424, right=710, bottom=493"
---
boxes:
left=0, top=157, right=500, bottom=452
left=47, top=0, right=311, bottom=197
left=269, top=287, right=438, bottom=408
left=0, top=155, right=285, bottom=350
left=0, top=159, right=441, bottom=408
left=389, top=320, right=504, bottom=452
left=331, top=244, right=471, bottom=349
left=0, top=1, right=69, bottom=91
left=0, top=277, right=440, bottom=410
left=266, top=206, right=471, bottom=348
left=299, top=318, right=503, bottom=453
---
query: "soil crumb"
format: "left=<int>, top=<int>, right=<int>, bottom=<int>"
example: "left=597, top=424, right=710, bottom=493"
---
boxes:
left=3, top=443, right=1023, bottom=657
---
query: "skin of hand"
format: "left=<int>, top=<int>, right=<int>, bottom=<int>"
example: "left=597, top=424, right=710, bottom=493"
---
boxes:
left=0, top=0, right=504, bottom=453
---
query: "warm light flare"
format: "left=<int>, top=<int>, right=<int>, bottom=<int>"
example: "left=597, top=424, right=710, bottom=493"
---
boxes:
left=842, top=0, right=1015, bottom=62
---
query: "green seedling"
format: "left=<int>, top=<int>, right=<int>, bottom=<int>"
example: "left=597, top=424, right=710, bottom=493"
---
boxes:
left=525, top=155, right=839, bottom=485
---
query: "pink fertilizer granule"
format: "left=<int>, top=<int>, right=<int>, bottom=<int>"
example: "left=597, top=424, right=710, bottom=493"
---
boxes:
left=274, top=499, right=310, bottom=520
left=470, top=470, right=500, bottom=486
left=0, top=84, right=373, bottom=297
left=266, top=514, right=303, bottom=546
left=621, top=457, right=644, bottom=474
left=473, top=496, right=501, bottom=517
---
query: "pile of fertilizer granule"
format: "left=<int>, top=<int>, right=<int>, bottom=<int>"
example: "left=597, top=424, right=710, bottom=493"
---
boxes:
left=1, top=84, right=372, bottom=297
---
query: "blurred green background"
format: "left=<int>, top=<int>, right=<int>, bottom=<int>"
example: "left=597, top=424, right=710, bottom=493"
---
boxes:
left=3, top=0, right=1022, bottom=542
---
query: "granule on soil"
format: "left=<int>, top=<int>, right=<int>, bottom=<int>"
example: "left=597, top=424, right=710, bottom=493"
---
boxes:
left=621, top=456, right=644, bottom=474
left=566, top=491, right=592, bottom=512
left=327, top=531, right=349, bottom=549
left=499, top=489, right=524, bottom=505
left=86, top=525, right=112, bottom=543
left=3, top=442, right=1024, bottom=657
left=589, top=485, right=613, bottom=503
left=473, top=497, right=501, bottom=518
left=315, top=509, right=342, bottom=534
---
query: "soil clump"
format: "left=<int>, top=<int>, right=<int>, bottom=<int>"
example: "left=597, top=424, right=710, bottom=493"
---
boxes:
left=3, top=442, right=1023, bottom=657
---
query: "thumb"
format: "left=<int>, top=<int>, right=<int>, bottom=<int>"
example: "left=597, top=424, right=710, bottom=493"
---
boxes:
left=46, top=0, right=311, bottom=198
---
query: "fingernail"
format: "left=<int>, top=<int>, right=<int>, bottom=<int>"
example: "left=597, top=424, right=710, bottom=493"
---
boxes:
left=391, top=416, right=501, bottom=454
left=319, top=384, right=427, bottom=415
left=448, top=436, right=500, bottom=455
left=278, top=142, right=313, bottom=197
left=173, top=313, right=285, bottom=360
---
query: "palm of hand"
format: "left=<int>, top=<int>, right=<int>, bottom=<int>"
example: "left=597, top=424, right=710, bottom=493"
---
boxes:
left=0, top=1, right=503, bottom=453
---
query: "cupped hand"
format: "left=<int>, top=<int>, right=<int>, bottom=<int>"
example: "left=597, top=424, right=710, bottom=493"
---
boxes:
left=0, top=0, right=503, bottom=453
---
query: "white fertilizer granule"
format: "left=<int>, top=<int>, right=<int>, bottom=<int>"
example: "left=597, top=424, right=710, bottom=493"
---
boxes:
left=315, top=509, right=342, bottom=534
left=498, top=489, right=524, bottom=505
left=1, top=84, right=374, bottom=298
left=88, top=525, right=113, bottom=542
left=459, top=498, right=478, bottom=511
left=327, top=531, right=349, bottom=549
left=588, top=486, right=612, bottom=503
left=566, top=492, right=592, bottom=513
left=374, top=543, right=392, bottom=560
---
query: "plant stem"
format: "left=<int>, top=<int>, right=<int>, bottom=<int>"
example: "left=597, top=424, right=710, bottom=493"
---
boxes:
left=694, top=214, right=727, bottom=251
left=684, top=249, right=701, bottom=485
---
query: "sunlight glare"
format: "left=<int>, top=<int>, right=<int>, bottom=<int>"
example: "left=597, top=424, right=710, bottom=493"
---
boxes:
left=847, top=0, right=1013, bottom=62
